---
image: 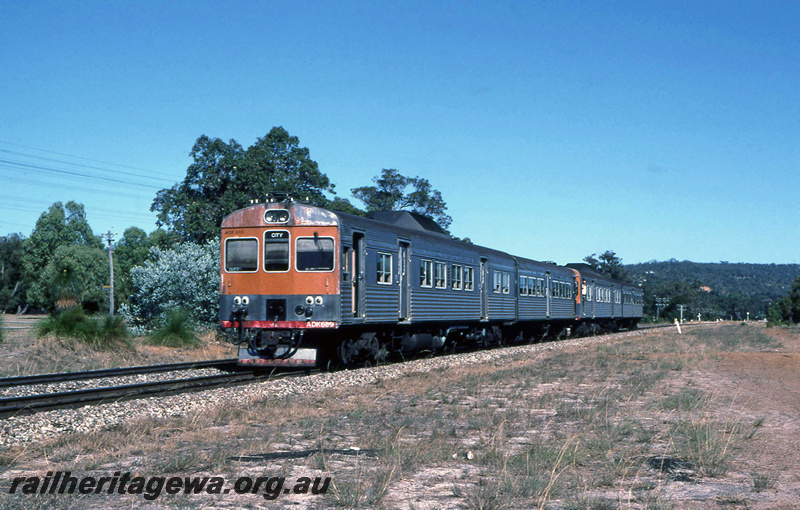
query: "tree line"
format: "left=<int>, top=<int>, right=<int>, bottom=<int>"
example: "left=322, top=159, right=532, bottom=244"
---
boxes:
left=3, top=126, right=799, bottom=328
left=625, top=260, right=800, bottom=322
left=0, top=127, right=452, bottom=324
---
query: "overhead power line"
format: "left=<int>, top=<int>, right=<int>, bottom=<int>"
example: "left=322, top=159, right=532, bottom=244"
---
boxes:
left=0, top=139, right=179, bottom=180
left=0, top=148, right=177, bottom=185
left=0, top=194, right=156, bottom=221
left=0, top=159, right=165, bottom=190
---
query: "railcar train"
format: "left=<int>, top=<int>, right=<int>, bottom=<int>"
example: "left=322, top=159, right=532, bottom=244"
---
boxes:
left=220, top=198, right=643, bottom=367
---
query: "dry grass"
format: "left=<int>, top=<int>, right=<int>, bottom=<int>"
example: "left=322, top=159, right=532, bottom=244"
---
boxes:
left=0, top=320, right=232, bottom=378
left=0, top=323, right=797, bottom=509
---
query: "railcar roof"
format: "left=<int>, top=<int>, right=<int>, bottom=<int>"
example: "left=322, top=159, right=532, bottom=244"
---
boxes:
left=334, top=209, right=573, bottom=275
left=565, top=263, right=638, bottom=288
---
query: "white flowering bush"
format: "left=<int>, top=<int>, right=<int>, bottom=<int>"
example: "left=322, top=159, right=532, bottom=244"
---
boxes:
left=122, top=239, right=220, bottom=328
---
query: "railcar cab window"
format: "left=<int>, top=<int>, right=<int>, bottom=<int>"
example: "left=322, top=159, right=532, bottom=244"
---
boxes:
left=225, top=238, right=258, bottom=272
left=263, top=231, right=289, bottom=272
left=295, top=236, right=335, bottom=272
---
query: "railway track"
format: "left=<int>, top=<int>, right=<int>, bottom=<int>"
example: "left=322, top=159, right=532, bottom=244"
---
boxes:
left=0, top=358, right=239, bottom=388
left=0, top=370, right=281, bottom=419
left=0, top=322, right=698, bottom=421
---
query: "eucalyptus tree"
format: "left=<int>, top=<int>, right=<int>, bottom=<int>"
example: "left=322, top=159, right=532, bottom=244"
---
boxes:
left=152, top=127, right=335, bottom=243
left=351, top=168, right=452, bottom=231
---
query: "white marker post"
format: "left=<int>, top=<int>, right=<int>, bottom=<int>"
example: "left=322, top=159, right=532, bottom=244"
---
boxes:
left=674, top=318, right=682, bottom=334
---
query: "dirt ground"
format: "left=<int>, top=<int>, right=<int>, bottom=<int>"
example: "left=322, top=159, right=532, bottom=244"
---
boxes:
left=687, top=328, right=800, bottom=506
left=0, top=322, right=799, bottom=509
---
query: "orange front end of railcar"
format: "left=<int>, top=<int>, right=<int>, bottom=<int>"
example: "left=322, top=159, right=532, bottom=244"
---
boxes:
left=219, top=202, right=341, bottom=367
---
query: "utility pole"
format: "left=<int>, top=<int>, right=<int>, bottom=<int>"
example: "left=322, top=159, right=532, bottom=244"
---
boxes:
left=655, top=297, right=669, bottom=321
left=101, top=231, right=116, bottom=314
left=677, top=304, right=686, bottom=323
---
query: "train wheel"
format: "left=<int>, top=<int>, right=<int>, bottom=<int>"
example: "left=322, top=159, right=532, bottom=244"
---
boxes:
left=364, top=336, right=387, bottom=366
left=337, top=339, right=357, bottom=366
left=337, top=334, right=386, bottom=366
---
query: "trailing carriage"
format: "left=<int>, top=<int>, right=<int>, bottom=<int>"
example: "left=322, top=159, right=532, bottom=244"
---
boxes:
left=219, top=200, right=643, bottom=367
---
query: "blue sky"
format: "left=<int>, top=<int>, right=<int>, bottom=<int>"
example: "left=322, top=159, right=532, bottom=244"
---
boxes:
left=2, top=1, right=798, bottom=264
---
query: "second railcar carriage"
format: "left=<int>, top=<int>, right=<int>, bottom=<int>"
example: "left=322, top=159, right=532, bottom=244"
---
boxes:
left=220, top=199, right=643, bottom=367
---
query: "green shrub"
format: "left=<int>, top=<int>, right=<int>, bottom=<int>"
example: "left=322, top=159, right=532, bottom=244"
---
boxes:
left=124, top=240, right=220, bottom=328
left=36, top=307, right=96, bottom=340
left=36, top=308, right=131, bottom=349
left=147, top=308, right=201, bottom=348
left=94, top=314, right=131, bottom=348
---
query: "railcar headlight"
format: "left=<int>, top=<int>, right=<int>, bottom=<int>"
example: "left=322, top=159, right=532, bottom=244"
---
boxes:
left=233, top=296, right=241, bottom=305
left=305, top=296, right=314, bottom=305
left=242, top=296, right=250, bottom=305
left=295, top=305, right=306, bottom=316
left=264, top=209, right=290, bottom=223
left=315, top=296, right=323, bottom=305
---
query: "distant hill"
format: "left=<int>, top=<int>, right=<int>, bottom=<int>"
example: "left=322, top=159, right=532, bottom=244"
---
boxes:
left=625, top=260, right=800, bottom=320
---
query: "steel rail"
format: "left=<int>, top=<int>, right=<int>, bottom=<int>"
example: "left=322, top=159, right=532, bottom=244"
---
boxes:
left=0, top=359, right=239, bottom=389
left=0, top=371, right=273, bottom=419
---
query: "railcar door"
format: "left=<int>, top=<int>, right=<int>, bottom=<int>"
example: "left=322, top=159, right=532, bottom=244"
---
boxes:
left=399, top=240, right=410, bottom=320
left=480, top=257, right=488, bottom=320
left=546, top=271, right=551, bottom=318
left=353, top=232, right=365, bottom=319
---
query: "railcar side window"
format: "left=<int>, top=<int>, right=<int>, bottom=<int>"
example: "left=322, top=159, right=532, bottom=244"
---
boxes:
left=493, top=271, right=501, bottom=293
left=435, top=262, right=447, bottom=289
left=502, top=272, right=510, bottom=294
left=295, top=237, right=335, bottom=271
left=342, top=246, right=351, bottom=281
left=452, top=265, right=463, bottom=290
left=377, top=252, right=392, bottom=285
left=264, top=231, right=289, bottom=272
left=420, top=259, right=433, bottom=287
left=225, top=238, right=258, bottom=272
left=464, top=267, right=474, bottom=291
left=519, top=276, right=528, bottom=296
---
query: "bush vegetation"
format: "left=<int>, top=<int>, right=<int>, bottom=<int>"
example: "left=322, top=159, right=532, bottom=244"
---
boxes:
left=35, top=308, right=131, bottom=349
left=146, top=308, right=201, bottom=348
left=122, top=240, right=220, bottom=329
